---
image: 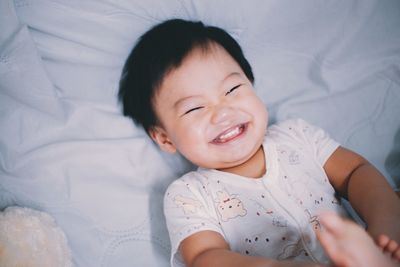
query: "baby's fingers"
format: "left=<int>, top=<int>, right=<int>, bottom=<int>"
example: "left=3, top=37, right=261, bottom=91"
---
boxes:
left=394, top=248, right=400, bottom=262
left=377, top=234, right=390, bottom=249
left=393, top=247, right=400, bottom=262
left=386, top=240, right=399, bottom=254
left=377, top=235, right=400, bottom=261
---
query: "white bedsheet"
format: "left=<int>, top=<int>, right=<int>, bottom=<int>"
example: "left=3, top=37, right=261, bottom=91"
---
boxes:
left=1, top=0, right=399, bottom=266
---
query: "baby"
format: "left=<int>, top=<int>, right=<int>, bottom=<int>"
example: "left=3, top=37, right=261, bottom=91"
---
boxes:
left=119, top=19, right=400, bottom=267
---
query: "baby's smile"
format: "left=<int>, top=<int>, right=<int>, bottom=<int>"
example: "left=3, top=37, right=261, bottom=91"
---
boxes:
left=211, top=123, right=248, bottom=144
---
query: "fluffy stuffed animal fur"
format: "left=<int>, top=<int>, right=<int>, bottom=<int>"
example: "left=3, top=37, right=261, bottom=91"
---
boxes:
left=0, top=206, right=72, bottom=267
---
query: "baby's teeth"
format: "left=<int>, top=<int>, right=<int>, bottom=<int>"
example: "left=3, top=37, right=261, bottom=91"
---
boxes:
left=219, top=127, right=240, bottom=140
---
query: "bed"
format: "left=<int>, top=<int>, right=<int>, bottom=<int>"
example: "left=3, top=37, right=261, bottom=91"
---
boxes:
left=0, top=0, right=399, bottom=266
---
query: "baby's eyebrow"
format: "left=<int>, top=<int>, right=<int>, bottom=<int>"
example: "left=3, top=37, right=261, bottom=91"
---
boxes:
left=216, top=72, right=244, bottom=89
left=224, top=72, right=242, bottom=81
left=173, top=95, right=201, bottom=109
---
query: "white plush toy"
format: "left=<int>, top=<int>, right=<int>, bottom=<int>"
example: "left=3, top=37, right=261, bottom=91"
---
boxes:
left=0, top=206, right=72, bottom=267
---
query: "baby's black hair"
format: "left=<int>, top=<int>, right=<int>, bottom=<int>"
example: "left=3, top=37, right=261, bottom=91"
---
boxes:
left=119, top=19, right=254, bottom=134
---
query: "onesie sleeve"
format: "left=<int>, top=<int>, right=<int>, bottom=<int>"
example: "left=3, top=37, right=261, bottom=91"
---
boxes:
left=163, top=172, right=224, bottom=267
left=282, top=119, right=340, bottom=166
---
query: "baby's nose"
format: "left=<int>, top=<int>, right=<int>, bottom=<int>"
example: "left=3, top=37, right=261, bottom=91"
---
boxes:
left=211, top=106, right=235, bottom=125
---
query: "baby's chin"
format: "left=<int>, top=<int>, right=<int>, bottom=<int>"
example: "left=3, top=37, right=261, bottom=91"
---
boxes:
left=194, top=158, right=246, bottom=172
left=199, top=150, right=254, bottom=169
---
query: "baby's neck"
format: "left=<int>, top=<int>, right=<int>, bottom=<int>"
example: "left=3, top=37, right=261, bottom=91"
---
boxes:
left=218, top=145, right=266, bottom=179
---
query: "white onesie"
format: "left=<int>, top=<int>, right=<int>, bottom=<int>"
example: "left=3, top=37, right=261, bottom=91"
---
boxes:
left=164, top=119, right=350, bottom=266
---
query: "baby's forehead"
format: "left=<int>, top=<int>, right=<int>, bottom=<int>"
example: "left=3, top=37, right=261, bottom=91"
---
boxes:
left=177, top=41, right=222, bottom=65
left=175, top=42, right=233, bottom=73
left=163, top=44, right=233, bottom=81
left=156, top=42, right=217, bottom=83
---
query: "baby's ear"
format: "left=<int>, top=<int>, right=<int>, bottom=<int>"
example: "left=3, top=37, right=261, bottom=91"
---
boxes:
left=149, top=126, right=177, bottom=154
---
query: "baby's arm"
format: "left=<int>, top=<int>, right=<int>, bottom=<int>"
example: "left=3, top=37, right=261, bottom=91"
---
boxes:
left=317, top=212, right=398, bottom=267
left=324, top=146, right=400, bottom=259
left=180, top=230, right=325, bottom=267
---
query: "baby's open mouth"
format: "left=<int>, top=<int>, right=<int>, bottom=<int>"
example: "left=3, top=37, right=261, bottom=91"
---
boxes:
left=211, top=123, right=248, bottom=144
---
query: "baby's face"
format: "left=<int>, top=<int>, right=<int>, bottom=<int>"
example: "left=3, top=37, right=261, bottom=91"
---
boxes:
left=151, top=44, right=268, bottom=171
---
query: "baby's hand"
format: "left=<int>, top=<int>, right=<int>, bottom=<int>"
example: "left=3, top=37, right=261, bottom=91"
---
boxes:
left=376, top=234, right=400, bottom=262
left=369, top=213, right=400, bottom=262
left=317, top=212, right=397, bottom=267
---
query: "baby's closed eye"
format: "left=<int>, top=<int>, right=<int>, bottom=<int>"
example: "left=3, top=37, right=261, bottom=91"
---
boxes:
left=183, top=106, right=204, bottom=115
left=225, top=84, right=241, bottom=96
